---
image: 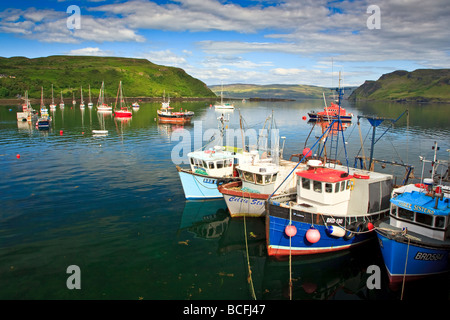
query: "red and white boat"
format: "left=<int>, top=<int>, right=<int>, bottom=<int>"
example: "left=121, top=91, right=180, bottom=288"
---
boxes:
left=113, top=81, right=132, bottom=118
left=308, top=102, right=353, bottom=122
left=157, top=95, right=193, bottom=124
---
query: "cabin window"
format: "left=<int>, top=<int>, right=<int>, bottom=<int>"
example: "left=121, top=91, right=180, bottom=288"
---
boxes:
left=435, top=216, right=446, bottom=228
left=341, top=181, right=345, bottom=192
left=272, top=173, right=278, bottom=183
left=335, top=182, right=340, bottom=193
left=313, top=181, right=322, bottom=193
left=325, top=183, right=333, bottom=193
left=302, top=178, right=310, bottom=190
left=216, top=160, right=224, bottom=169
left=190, top=157, right=194, bottom=165
left=226, top=159, right=233, bottom=167
left=264, top=174, right=271, bottom=184
left=346, top=180, right=351, bottom=190
left=208, top=162, right=215, bottom=169
left=398, top=207, right=414, bottom=221
left=202, top=161, right=207, bottom=168
left=256, top=174, right=263, bottom=185
left=415, top=212, right=433, bottom=227
left=244, top=171, right=254, bottom=182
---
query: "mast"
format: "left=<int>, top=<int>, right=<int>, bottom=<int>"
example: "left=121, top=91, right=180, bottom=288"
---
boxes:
left=51, top=84, right=54, bottom=104
left=41, top=87, right=44, bottom=107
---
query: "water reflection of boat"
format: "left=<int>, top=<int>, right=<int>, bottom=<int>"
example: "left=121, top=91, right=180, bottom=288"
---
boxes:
left=179, top=200, right=230, bottom=240
left=262, top=241, right=382, bottom=300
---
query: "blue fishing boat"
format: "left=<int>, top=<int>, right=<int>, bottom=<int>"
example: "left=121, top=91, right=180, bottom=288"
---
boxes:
left=176, top=114, right=251, bottom=200
left=375, top=142, right=450, bottom=284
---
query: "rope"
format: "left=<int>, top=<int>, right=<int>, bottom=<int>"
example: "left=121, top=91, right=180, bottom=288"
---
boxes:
left=401, top=237, right=411, bottom=300
left=289, top=203, right=293, bottom=300
left=243, top=214, right=257, bottom=300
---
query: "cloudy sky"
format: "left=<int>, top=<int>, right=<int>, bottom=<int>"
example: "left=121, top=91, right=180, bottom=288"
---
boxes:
left=0, top=0, right=449, bottom=87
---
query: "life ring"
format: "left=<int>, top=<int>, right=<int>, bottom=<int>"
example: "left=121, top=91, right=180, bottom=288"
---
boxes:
left=354, top=173, right=370, bottom=179
left=415, top=183, right=428, bottom=190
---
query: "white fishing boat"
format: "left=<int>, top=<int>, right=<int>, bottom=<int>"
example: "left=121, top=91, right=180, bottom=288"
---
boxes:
left=17, top=90, right=37, bottom=122
left=36, top=87, right=51, bottom=130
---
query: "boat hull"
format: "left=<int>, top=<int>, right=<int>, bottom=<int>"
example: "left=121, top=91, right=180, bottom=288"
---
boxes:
left=266, top=196, right=382, bottom=257
left=219, top=181, right=268, bottom=218
left=114, top=111, right=132, bottom=118
left=308, top=112, right=352, bottom=122
left=177, top=167, right=233, bottom=200
left=376, top=226, right=450, bottom=284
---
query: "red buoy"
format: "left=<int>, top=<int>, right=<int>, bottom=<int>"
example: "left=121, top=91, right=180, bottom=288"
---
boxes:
left=306, top=227, right=320, bottom=243
left=367, top=222, right=374, bottom=231
left=302, top=116, right=307, bottom=120
left=16, top=154, right=20, bottom=159
left=285, top=225, right=297, bottom=237
left=60, top=130, right=63, bottom=135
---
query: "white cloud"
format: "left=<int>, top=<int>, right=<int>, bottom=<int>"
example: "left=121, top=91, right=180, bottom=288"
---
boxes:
left=67, top=47, right=113, bottom=56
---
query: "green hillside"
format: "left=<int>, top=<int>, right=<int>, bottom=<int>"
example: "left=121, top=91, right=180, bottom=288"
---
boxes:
left=0, top=55, right=216, bottom=100
left=209, top=83, right=334, bottom=100
left=349, top=69, right=450, bottom=102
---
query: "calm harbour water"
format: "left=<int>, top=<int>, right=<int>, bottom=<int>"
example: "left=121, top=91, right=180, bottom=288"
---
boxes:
left=0, top=99, right=449, bottom=300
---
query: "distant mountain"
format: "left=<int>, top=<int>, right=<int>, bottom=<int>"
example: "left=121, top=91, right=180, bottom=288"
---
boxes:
left=209, top=83, right=353, bottom=100
left=349, top=69, right=450, bottom=103
left=0, top=55, right=216, bottom=99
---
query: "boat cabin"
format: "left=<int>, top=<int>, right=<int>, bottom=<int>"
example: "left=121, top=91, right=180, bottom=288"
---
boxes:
left=295, top=162, right=353, bottom=214
left=390, top=189, right=450, bottom=241
left=188, top=146, right=241, bottom=178
left=236, top=164, right=279, bottom=194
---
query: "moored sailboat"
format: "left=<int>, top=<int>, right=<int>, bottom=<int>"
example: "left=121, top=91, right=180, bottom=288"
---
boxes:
left=96, top=81, right=112, bottom=112
left=113, top=81, right=132, bottom=118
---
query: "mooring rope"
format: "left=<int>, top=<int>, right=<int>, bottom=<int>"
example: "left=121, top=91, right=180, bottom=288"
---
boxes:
left=243, top=213, right=257, bottom=300
left=401, top=237, right=411, bottom=300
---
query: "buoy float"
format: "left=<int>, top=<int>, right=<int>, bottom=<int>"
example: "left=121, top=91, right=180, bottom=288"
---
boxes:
left=367, top=222, right=374, bottom=231
left=16, top=154, right=20, bottom=159
left=302, top=148, right=312, bottom=157
left=305, top=227, right=320, bottom=243
left=60, top=130, right=63, bottom=135
left=285, top=224, right=297, bottom=237
left=302, top=116, right=307, bottom=120
left=326, top=225, right=346, bottom=237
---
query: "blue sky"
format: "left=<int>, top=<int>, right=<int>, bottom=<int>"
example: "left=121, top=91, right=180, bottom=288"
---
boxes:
left=0, top=0, right=449, bottom=87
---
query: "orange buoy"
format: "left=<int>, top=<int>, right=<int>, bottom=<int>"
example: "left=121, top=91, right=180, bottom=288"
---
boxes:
left=16, top=154, right=20, bottom=159
left=285, top=225, right=297, bottom=237
left=305, top=227, right=320, bottom=243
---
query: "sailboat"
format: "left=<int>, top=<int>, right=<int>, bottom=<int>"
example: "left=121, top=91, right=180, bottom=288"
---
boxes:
left=214, top=83, right=234, bottom=109
left=96, top=81, right=112, bottom=112
left=60, top=91, right=65, bottom=108
left=88, top=85, right=93, bottom=108
left=49, top=84, right=57, bottom=110
left=36, top=87, right=51, bottom=130
left=113, top=81, right=132, bottom=118
left=80, top=86, right=85, bottom=109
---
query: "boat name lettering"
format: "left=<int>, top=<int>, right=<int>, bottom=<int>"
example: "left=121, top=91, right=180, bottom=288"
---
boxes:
left=397, top=201, right=435, bottom=215
left=228, top=196, right=264, bottom=206
left=203, top=178, right=216, bottom=184
left=414, top=252, right=445, bottom=261
left=326, top=217, right=344, bottom=224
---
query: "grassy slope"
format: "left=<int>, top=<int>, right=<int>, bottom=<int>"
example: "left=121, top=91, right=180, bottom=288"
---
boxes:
left=349, top=69, right=450, bottom=102
left=208, top=83, right=335, bottom=100
left=0, top=55, right=216, bottom=99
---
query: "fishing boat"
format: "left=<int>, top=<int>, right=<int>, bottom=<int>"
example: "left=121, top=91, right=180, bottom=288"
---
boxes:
left=214, top=84, right=234, bottom=110
left=17, top=90, right=37, bottom=122
left=308, top=100, right=352, bottom=122
left=80, top=86, right=85, bottom=109
left=265, top=81, right=399, bottom=257
left=49, top=84, right=57, bottom=110
left=113, top=81, right=132, bottom=118
left=157, top=94, right=193, bottom=123
left=375, top=142, right=450, bottom=285
left=218, top=112, right=300, bottom=218
left=88, top=85, right=93, bottom=108
left=36, top=87, right=51, bottom=130
left=60, top=91, right=65, bottom=108
left=176, top=115, right=251, bottom=199
left=96, top=81, right=112, bottom=112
